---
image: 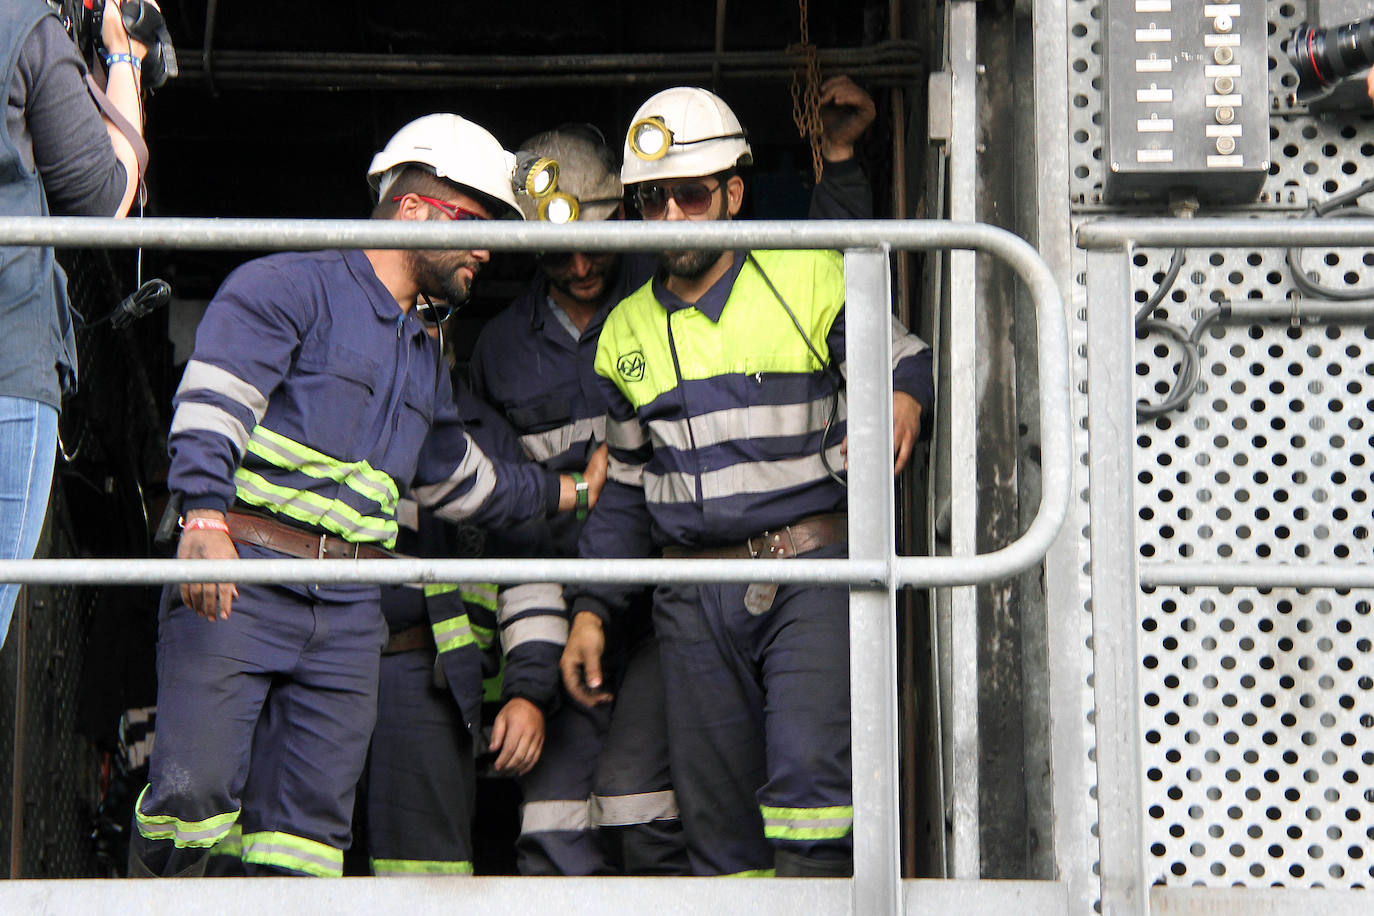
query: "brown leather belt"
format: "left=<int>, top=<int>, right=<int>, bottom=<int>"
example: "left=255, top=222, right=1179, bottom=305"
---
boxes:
left=383, top=623, right=435, bottom=655
left=661, top=512, right=847, bottom=560
left=225, top=510, right=396, bottom=561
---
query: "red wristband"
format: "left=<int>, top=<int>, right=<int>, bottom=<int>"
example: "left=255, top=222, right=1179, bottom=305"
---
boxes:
left=180, top=516, right=230, bottom=535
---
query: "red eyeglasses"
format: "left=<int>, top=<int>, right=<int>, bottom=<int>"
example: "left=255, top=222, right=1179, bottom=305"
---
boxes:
left=394, top=194, right=488, bottom=222
left=632, top=179, right=721, bottom=219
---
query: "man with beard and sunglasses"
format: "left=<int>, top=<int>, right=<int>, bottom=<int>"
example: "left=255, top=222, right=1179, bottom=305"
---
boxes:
left=560, top=87, right=933, bottom=878
left=466, top=79, right=879, bottom=876
left=129, top=113, right=605, bottom=879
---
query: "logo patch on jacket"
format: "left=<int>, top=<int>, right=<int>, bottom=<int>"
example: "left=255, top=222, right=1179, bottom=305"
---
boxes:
left=617, top=351, right=645, bottom=382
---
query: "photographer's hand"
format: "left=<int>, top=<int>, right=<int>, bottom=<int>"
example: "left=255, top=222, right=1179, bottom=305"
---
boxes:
left=99, top=0, right=156, bottom=217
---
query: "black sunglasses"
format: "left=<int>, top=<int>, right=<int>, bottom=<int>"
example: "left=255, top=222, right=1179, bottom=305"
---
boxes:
left=632, top=178, right=722, bottom=219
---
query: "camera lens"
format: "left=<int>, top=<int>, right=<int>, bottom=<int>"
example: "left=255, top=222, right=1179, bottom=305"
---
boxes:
left=1286, top=16, right=1374, bottom=97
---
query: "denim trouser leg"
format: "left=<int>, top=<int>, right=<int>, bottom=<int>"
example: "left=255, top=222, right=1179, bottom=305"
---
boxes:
left=0, top=396, right=58, bottom=649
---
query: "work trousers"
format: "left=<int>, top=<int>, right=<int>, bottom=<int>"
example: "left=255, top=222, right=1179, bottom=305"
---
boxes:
left=517, top=632, right=688, bottom=876
left=366, top=648, right=477, bottom=875
left=591, top=634, right=690, bottom=875
left=654, top=543, right=853, bottom=877
left=131, top=580, right=387, bottom=877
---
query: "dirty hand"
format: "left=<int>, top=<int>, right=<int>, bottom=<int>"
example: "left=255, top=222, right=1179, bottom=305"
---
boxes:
left=177, top=509, right=239, bottom=621
left=560, top=611, right=612, bottom=707
left=819, top=75, right=877, bottom=162
left=490, top=697, right=545, bottom=775
left=583, top=442, right=609, bottom=510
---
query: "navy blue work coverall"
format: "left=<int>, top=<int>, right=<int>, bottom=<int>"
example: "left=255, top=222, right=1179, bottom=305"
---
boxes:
left=364, top=386, right=569, bottom=876
left=468, top=157, right=879, bottom=875
left=573, top=249, right=934, bottom=877
left=132, top=249, right=563, bottom=878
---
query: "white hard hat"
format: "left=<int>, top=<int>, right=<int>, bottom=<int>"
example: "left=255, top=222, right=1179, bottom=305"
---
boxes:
left=516, top=125, right=624, bottom=223
left=367, top=113, right=524, bottom=221
left=621, top=87, right=752, bottom=186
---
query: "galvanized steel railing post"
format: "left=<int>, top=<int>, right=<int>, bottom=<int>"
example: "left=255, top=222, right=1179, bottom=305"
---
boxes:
left=844, top=248, right=901, bottom=914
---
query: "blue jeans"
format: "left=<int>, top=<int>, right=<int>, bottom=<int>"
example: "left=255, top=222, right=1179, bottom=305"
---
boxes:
left=0, top=396, right=59, bottom=648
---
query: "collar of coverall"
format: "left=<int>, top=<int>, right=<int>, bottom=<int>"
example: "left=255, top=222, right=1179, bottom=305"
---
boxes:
left=344, top=248, right=434, bottom=327
left=650, top=250, right=747, bottom=322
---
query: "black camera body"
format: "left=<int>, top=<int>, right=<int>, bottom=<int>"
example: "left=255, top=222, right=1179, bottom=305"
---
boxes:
left=45, top=0, right=178, bottom=91
left=1285, top=1, right=1374, bottom=106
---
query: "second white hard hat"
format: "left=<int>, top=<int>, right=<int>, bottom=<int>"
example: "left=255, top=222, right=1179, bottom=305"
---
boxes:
left=367, top=113, right=524, bottom=220
left=621, top=87, right=752, bottom=186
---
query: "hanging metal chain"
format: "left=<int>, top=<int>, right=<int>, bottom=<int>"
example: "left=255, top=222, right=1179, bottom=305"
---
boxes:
left=788, top=0, right=824, bottom=182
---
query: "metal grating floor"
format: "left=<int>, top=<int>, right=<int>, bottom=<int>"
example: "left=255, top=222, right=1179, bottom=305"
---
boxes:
left=1069, top=0, right=1374, bottom=899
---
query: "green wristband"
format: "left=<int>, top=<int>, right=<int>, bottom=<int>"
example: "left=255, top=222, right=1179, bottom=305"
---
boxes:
left=570, top=471, right=589, bottom=520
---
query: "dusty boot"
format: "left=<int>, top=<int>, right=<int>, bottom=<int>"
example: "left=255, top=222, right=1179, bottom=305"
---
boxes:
left=774, top=848, right=853, bottom=878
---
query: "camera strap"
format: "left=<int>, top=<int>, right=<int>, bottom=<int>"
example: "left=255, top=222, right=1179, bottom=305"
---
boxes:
left=83, top=74, right=148, bottom=200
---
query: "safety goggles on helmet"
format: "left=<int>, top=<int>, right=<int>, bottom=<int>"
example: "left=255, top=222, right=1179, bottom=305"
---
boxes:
left=632, top=178, right=722, bottom=219
left=627, top=116, right=747, bottom=162
left=394, top=194, right=489, bottom=221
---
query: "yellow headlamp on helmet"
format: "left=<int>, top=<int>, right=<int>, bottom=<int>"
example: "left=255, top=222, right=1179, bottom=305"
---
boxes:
left=627, top=117, right=672, bottom=161
left=515, top=152, right=560, bottom=198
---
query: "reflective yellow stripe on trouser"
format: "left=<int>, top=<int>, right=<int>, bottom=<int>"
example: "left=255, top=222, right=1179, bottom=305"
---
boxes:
left=133, top=784, right=239, bottom=848
left=759, top=804, right=854, bottom=841
left=241, top=830, right=343, bottom=877
left=371, top=858, right=474, bottom=876
left=209, top=822, right=243, bottom=859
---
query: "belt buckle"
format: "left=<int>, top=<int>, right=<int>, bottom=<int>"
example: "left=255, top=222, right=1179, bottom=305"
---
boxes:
left=748, top=532, right=768, bottom=559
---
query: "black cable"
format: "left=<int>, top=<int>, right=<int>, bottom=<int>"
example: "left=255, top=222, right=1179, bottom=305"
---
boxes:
left=1133, top=247, right=1201, bottom=421
left=1285, top=180, right=1374, bottom=300
left=746, top=253, right=847, bottom=487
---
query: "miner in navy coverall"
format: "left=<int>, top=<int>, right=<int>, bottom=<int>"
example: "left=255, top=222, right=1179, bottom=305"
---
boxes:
left=365, top=380, right=572, bottom=877
left=468, top=78, right=880, bottom=876
left=130, top=113, right=604, bottom=878
left=562, top=87, right=933, bottom=878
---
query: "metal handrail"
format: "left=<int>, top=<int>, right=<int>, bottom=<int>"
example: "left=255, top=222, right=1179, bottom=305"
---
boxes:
left=1078, top=216, right=1374, bottom=592
left=0, top=216, right=1072, bottom=591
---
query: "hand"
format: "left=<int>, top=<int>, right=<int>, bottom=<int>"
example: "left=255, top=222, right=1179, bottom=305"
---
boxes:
left=560, top=611, right=612, bottom=707
left=176, top=509, right=239, bottom=621
left=892, top=391, right=922, bottom=474
left=489, top=697, right=545, bottom=775
left=102, top=0, right=154, bottom=59
left=1367, top=67, right=1374, bottom=106
left=583, top=442, right=609, bottom=510
left=840, top=391, right=923, bottom=475
left=819, top=75, right=876, bottom=163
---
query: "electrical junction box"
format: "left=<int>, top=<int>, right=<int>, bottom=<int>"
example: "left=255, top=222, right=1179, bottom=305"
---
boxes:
left=1101, top=0, right=1269, bottom=204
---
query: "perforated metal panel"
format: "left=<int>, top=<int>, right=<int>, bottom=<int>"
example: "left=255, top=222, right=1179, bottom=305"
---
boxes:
left=1070, top=0, right=1374, bottom=900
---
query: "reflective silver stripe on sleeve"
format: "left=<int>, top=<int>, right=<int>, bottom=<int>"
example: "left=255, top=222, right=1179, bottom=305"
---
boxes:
left=890, top=315, right=930, bottom=368
left=589, top=789, right=680, bottom=827
left=607, top=454, right=644, bottom=488
left=520, top=800, right=592, bottom=835
left=500, top=615, right=570, bottom=653
left=414, top=433, right=498, bottom=521
left=170, top=402, right=250, bottom=454
left=519, top=416, right=606, bottom=463
left=178, top=360, right=269, bottom=421
left=396, top=498, right=419, bottom=533
left=605, top=415, right=646, bottom=452
left=497, top=583, right=565, bottom=623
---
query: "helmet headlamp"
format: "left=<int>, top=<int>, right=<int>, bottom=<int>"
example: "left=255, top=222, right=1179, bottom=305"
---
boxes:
left=540, top=193, right=580, bottom=225
left=515, top=152, right=560, bottom=198
left=627, top=116, right=747, bottom=162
